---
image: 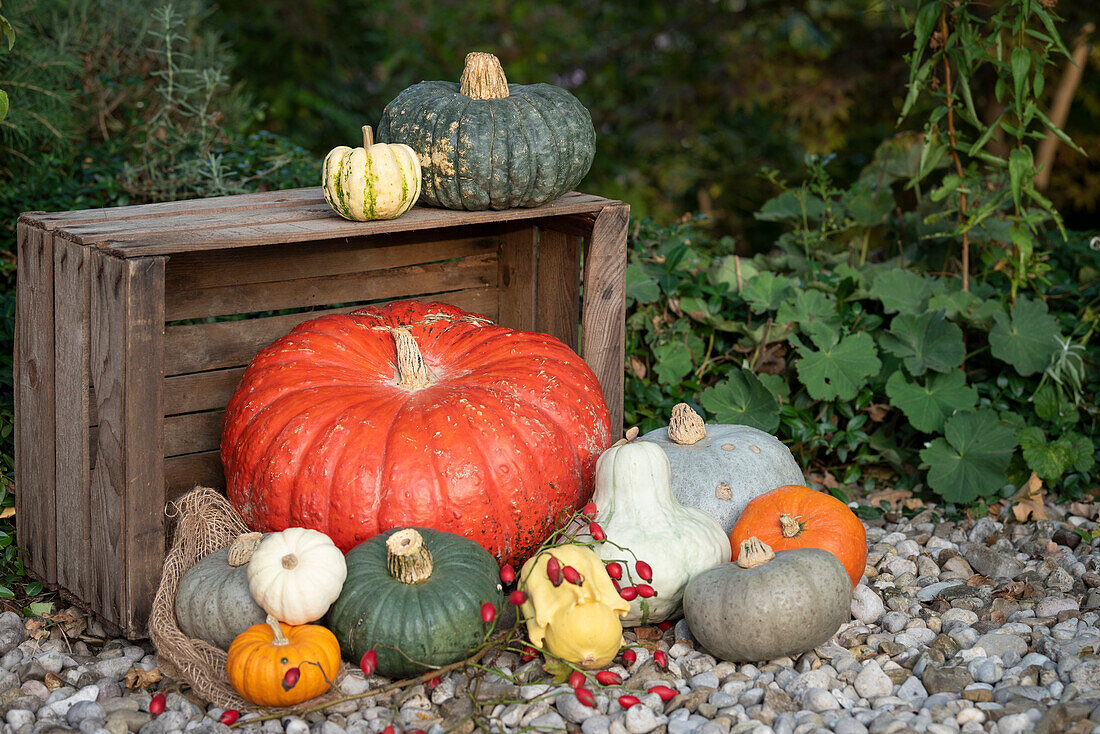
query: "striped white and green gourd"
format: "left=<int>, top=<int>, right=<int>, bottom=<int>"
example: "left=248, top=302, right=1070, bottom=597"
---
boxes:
left=322, top=125, right=422, bottom=221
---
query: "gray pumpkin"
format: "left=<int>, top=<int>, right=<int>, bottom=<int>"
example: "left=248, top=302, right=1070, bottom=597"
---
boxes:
left=640, top=404, right=805, bottom=534
left=174, top=533, right=267, bottom=651
left=683, top=538, right=850, bottom=662
left=377, top=52, right=595, bottom=211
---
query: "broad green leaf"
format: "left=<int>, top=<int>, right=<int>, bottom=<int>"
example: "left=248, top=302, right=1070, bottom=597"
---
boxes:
left=911, top=3, right=941, bottom=73
left=1008, top=147, right=1033, bottom=213
left=880, top=310, right=965, bottom=375
left=0, top=89, right=6, bottom=123
left=776, top=289, right=836, bottom=326
left=1032, top=382, right=1079, bottom=426
left=1018, top=429, right=1092, bottom=482
left=653, top=341, right=694, bottom=385
left=756, top=373, right=791, bottom=405
left=868, top=269, right=934, bottom=314
left=625, top=263, right=660, bottom=304
left=699, top=369, right=780, bottom=433
left=1018, top=427, right=1068, bottom=484
left=26, top=601, right=52, bottom=617
left=928, top=290, right=1003, bottom=325
left=920, top=411, right=1017, bottom=503
left=989, top=297, right=1060, bottom=376
left=741, top=272, right=794, bottom=314
left=795, top=331, right=881, bottom=402
left=846, top=185, right=894, bottom=226
left=900, top=56, right=937, bottom=122
left=755, top=190, right=827, bottom=223
left=886, top=370, right=977, bottom=433
left=1063, top=433, right=1096, bottom=474
left=710, top=255, right=758, bottom=291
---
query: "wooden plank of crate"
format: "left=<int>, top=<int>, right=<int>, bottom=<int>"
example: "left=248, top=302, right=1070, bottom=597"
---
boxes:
left=84, top=193, right=616, bottom=256
left=535, top=229, right=581, bottom=350
left=53, top=240, right=91, bottom=597
left=90, top=367, right=244, bottom=429
left=163, top=286, right=498, bottom=376
left=164, top=231, right=497, bottom=294
left=165, top=252, right=498, bottom=321
left=91, top=409, right=226, bottom=461
left=166, top=451, right=225, bottom=501
left=14, top=224, right=56, bottom=585
left=580, top=203, right=630, bottom=438
left=497, top=226, right=537, bottom=332
left=23, top=188, right=321, bottom=230
left=89, top=255, right=166, bottom=633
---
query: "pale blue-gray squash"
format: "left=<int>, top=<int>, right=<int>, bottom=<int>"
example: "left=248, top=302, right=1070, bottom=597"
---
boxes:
left=640, top=403, right=806, bottom=534
left=174, top=533, right=267, bottom=651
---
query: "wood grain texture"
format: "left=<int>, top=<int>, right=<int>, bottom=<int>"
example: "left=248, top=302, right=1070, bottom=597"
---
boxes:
left=121, top=257, right=166, bottom=636
left=536, top=229, right=581, bottom=350
left=89, top=255, right=166, bottom=635
left=14, top=225, right=56, bottom=585
left=497, top=226, right=537, bottom=332
left=53, top=240, right=91, bottom=597
left=166, top=451, right=224, bottom=501
left=581, top=203, right=630, bottom=438
left=165, top=252, right=497, bottom=321
left=164, top=231, right=497, bottom=294
left=164, top=286, right=497, bottom=376
left=27, top=190, right=616, bottom=256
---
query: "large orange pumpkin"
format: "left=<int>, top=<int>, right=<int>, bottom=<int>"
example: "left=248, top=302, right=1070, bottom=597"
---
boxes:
left=222, top=301, right=611, bottom=564
left=729, top=484, right=867, bottom=588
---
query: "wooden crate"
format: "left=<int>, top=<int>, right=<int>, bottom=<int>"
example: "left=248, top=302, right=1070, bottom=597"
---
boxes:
left=15, top=188, right=629, bottom=637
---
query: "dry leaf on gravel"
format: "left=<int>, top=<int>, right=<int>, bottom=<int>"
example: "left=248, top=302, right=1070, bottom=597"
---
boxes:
left=992, top=581, right=1037, bottom=600
left=124, top=667, right=162, bottom=691
left=966, top=573, right=992, bottom=587
left=43, top=672, right=65, bottom=691
left=1009, top=473, right=1048, bottom=523
left=867, top=488, right=912, bottom=510
left=1069, top=502, right=1100, bottom=520
left=634, top=626, right=662, bottom=644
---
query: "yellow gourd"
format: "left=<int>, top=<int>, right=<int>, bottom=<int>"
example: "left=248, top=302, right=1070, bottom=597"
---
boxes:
left=518, top=544, right=629, bottom=668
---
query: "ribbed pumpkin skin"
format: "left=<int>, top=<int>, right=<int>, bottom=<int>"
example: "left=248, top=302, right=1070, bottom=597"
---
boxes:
left=325, top=527, right=504, bottom=678
left=226, top=621, right=340, bottom=706
left=377, top=82, right=595, bottom=210
left=321, top=141, right=420, bottom=221
left=729, top=485, right=868, bottom=588
left=221, top=300, right=611, bottom=564
left=174, top=547, right=266, bottom=651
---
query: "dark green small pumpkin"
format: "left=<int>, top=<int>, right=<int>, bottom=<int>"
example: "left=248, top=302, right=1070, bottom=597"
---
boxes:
left=376, top=52, right=595, bottom=210
left=325, top=527, right=504, bottom=679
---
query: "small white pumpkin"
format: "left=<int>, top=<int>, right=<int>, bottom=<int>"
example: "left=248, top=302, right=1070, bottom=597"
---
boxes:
left=247, top=527, right=347, bottom=625
left=584, top=435, right=731, bottom=625
left=322, top=125, right=421, bottom=221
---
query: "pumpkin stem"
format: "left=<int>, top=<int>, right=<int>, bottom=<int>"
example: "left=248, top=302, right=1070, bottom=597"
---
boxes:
left=779, top=514, right=804, bottom=538
left=386, top=528, right=434, bottom=584
left=266, top=614, right=289, bottom=646
left=227, top=532, right=263, bottom=567
left=736, top=537, right=776, bottom=569
left=392, top=328, right=433, bottom=390
left=281, top=553, right=299, bottom=570
left=459, top=52, right=510, bottom=100
left=362, top=125, right=374, bottom=148
left=668, top=403, right=706, bottom=445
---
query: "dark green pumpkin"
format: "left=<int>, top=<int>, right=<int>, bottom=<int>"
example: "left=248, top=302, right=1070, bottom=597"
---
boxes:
left=376, top=52, right=595, bottom=211
left=325, top=527, right=503, bottom=679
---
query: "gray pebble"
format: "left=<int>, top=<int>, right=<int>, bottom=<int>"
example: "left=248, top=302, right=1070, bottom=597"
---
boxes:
left=66, top=702, right=105, bottom=727
left=624, top=704, right=664, bottom=734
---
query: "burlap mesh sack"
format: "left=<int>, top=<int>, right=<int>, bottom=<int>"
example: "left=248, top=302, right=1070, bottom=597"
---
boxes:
left=149, top=486, right=349, bottom=711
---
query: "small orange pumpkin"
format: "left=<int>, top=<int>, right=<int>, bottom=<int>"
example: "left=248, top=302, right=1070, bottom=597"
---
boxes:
left=227, top=615, right=340, bottom=706
left=729, top=484, right=866, bottom=588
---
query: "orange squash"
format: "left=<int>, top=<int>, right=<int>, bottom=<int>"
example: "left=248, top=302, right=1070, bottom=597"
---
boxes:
left=729, top=485, right=866, bottom=588
left=227, top=615, right=340, bottom=706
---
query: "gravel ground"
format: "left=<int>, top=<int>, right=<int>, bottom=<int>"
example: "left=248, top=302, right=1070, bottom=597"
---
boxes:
left=2, top=502, right=1100, bottom=734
